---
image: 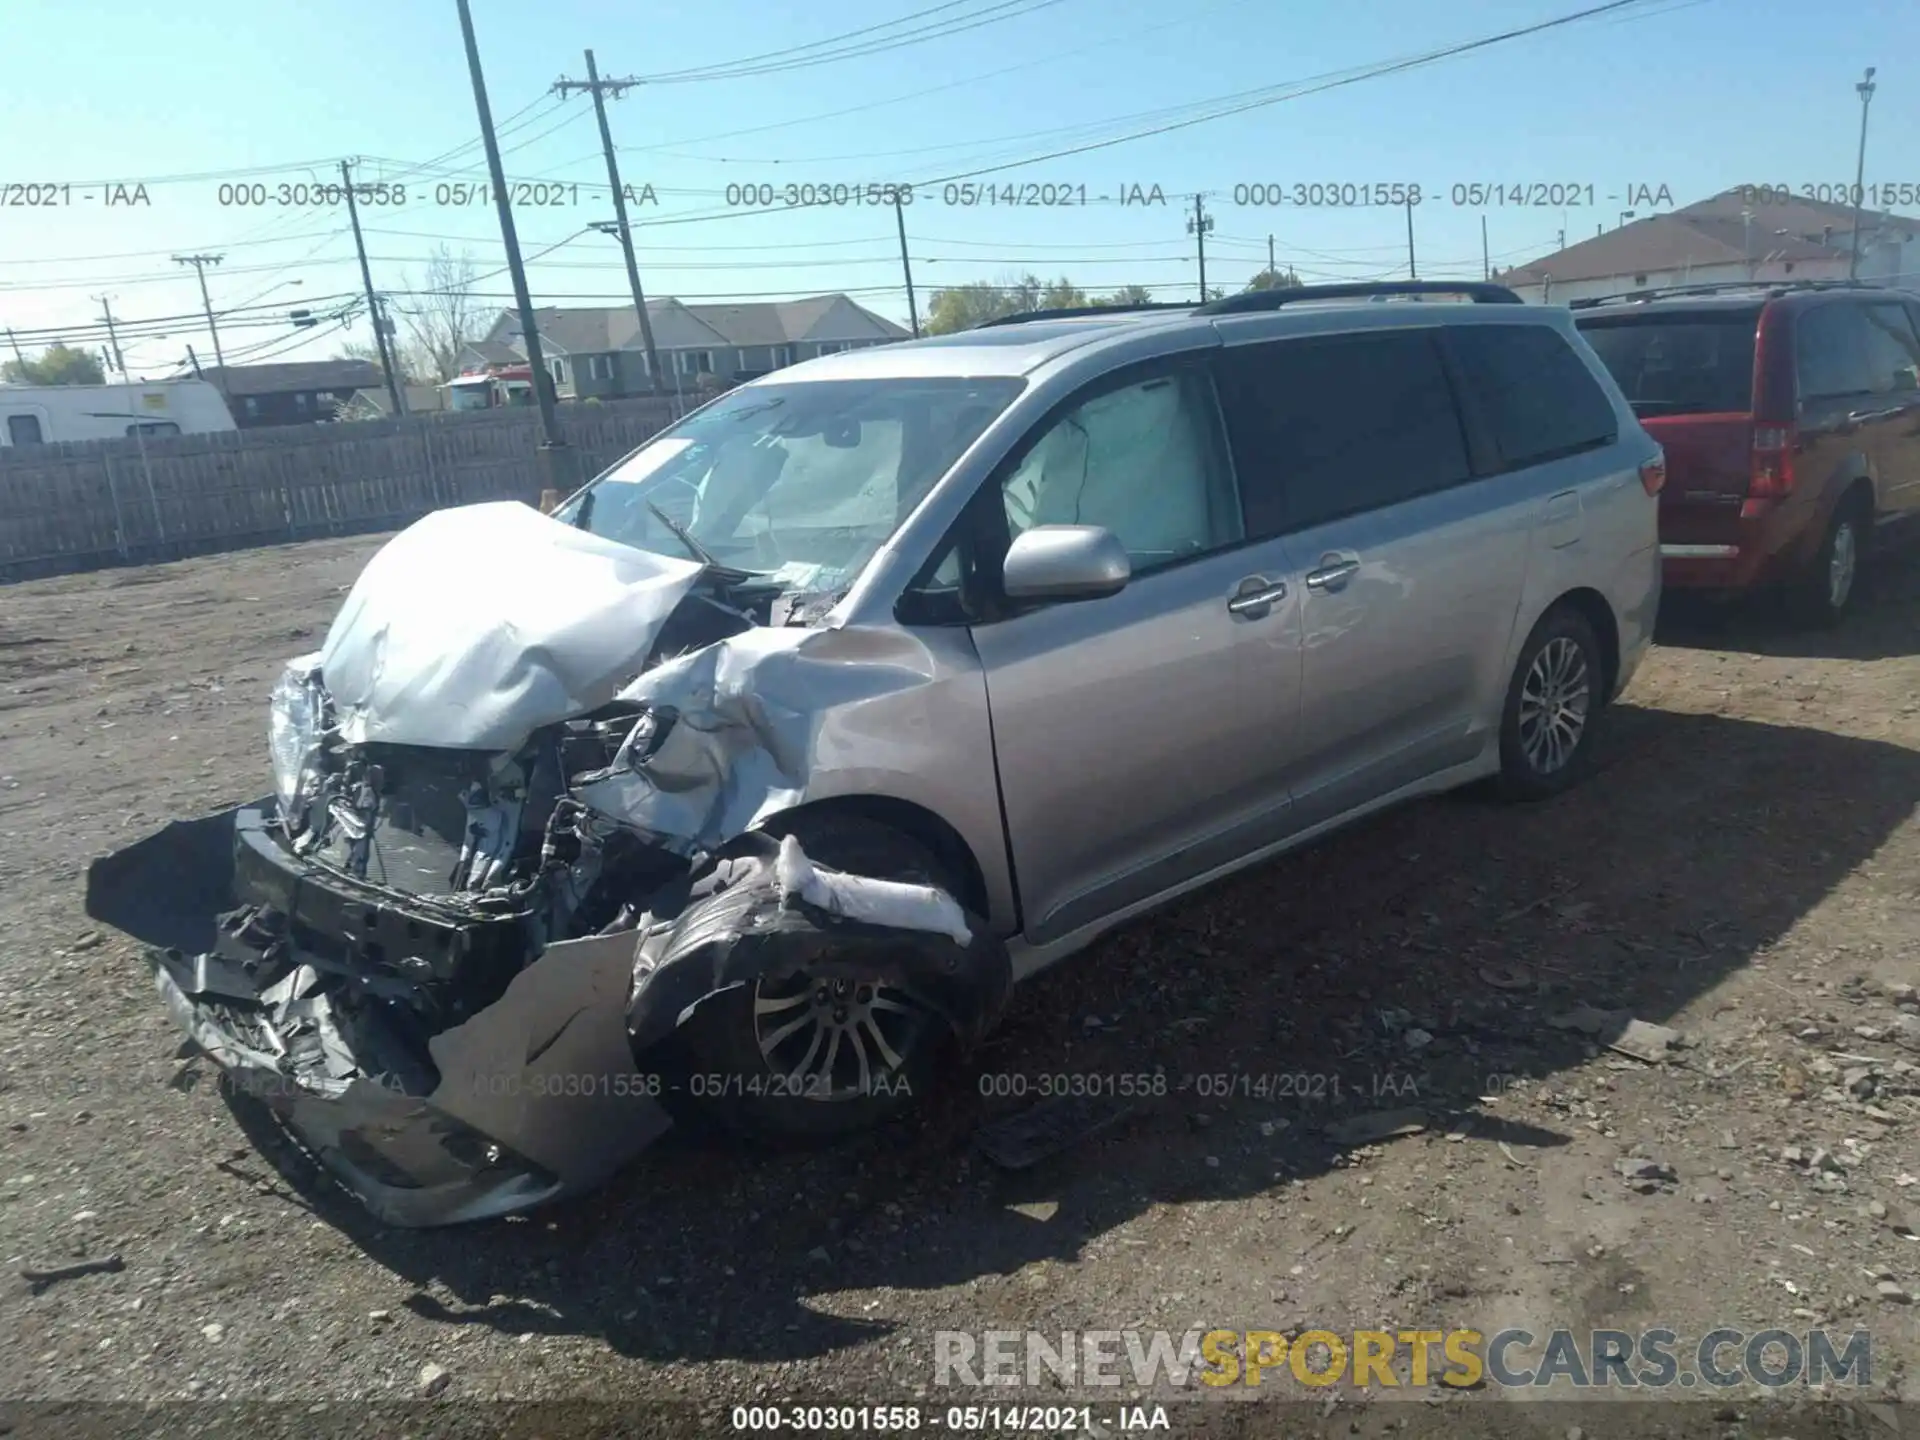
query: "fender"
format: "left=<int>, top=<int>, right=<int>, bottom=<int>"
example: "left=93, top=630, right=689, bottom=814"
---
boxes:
left=626, top=831, right=1012, bottom=1058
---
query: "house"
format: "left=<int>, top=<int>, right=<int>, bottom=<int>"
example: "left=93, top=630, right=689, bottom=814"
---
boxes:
left=335, top=383, right=445, bottom=421
left=196, top=359, right=386, bottom=428
left=1499, top=190, right=1920, bottom=305
left=457, top=294, right=911, bottom=399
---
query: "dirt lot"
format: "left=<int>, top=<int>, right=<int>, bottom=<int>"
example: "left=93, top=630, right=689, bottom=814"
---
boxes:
left=3, top=532, right=1920, bottom=1437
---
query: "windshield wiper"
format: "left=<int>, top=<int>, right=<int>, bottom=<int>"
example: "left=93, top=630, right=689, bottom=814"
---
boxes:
left=646, top=499, right=748, bottom=578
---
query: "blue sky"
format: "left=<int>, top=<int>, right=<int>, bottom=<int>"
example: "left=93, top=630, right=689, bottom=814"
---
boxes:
left=2, top=0, right=1914, bottom=378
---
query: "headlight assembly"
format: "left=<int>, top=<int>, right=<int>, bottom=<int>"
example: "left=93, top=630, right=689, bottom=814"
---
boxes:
left=269, top=657, right=326, bottom=825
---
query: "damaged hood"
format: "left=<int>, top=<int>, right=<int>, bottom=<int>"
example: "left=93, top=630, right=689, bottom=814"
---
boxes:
left=319, top=501, right=706, bottom=750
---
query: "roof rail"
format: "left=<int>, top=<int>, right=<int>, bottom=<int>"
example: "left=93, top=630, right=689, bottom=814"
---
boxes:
left=1567, top=278, right=1888, bottom=310
left=1195, top=281, right=1523, bottom=316
left=972, top=302, right=1195, bottom=329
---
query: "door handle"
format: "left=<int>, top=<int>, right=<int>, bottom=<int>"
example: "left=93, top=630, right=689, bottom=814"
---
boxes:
left=1227, top=578, right=1288, bottom=617
left=1304, top=558, right=1360, bottom=591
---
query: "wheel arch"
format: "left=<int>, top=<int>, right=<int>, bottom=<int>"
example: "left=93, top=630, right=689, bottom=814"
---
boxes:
left=755, top=794, right=993, bottom=921
left=1539, top=586, right=1621, bottom=704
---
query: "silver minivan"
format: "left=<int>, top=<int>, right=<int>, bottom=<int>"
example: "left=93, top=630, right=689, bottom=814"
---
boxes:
left=97, top=282, right=1663, bottom=1225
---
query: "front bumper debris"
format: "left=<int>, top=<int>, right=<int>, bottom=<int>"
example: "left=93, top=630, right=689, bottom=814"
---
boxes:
left=146, top=924, right=671, bottom=1227
left=91, top=804, right=671, bottom=1228
left=89, top=801, right=1011, bottom=1228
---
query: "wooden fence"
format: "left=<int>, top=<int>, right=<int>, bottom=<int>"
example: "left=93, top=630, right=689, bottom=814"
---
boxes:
left=0, top=397, right=684, bottom=583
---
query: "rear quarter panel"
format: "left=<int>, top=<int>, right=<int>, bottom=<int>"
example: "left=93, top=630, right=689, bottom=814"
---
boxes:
left=1511, top=317, right=1662, bottom=699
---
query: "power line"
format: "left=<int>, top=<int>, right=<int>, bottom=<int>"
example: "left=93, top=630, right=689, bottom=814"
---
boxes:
left=641, top=0, right=982, bottom=79
left=3, top=294, right=361, bottom=345
left=556, top=0, right=1685, bottom=241
left=4, top=0, right=1689, bottom=340
left=619, top=0, right=1261, bottom=158
left=637, top=0, right=1075, bottom=84
left=373, top=92, right=565, bottom=186
left=0, top=228, right=346, bottom=269
left=913, top=0, right=1677, bottom=186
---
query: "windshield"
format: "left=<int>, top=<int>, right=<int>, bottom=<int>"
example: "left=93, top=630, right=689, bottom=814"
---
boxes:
left=552, top=376, right=1023, bottom=592
left=1577, top=313, right=1759, bottom=418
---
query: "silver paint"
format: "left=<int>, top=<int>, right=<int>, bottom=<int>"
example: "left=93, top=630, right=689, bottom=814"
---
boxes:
left=318, top=500, right=705, bottom=751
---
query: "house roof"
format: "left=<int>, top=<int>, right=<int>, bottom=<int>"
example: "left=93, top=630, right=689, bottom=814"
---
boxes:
left=1501, top=189, right=1920, bottom=286
left=480, top=294, right=911, bottom=356
left=687, top=295, right=911, bottom=346
left=199, top=359, right=385, bottom=396
left=459, top=338, right=522, bottom=366
left=343, top=384, right=443, bottom=416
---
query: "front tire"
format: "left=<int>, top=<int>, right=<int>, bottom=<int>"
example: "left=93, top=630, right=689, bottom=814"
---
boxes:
left=670, top=814, right=953, bottom=1144
left=1498, top=606, right=1604, bottom=801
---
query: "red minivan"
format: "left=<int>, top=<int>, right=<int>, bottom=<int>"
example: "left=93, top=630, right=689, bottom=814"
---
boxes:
left=1574, top=282, right=1920, bottom=626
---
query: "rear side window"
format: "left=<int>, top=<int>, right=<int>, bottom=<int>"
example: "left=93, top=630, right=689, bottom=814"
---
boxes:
left=1861, top=303, right=1920, bottom=394
left=1214, top=330, right=1472, bottom=535
left=5, top=414, right=43, bottom=445
left=1796, top=303, right=1879, bottom=400
left=1451, top=324, right=1618, bottom=468
left=1576, top=313, right=1758, bottom=417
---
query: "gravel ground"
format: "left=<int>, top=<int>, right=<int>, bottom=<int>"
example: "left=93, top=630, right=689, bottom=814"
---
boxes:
left=3, top=531, right=1920, bottom=1438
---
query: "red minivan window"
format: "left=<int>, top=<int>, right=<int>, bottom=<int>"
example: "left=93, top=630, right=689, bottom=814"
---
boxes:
left=1578, top=312, right=1759, bottom=418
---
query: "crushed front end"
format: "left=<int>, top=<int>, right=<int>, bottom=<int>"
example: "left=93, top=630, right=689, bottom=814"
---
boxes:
left=95, top=695, right=690, bottom=1226
left=86, top=502, right=1011, bottom=1226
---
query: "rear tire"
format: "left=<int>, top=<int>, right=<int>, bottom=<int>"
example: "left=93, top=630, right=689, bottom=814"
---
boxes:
left=1788, top=493, right=1869, bottom=629
left=1497, top=605, right=1605, bottom=802
left=669, top=814, right=953, bottom=1145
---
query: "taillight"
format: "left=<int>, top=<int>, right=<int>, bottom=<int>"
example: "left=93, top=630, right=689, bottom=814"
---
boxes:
left=1746, top=423, right=1797, bottom=516
left=1638, top=450, right=1666, bottom=497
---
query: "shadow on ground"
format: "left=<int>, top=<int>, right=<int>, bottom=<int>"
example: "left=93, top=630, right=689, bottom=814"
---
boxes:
left=1655, top=528, right=1920, bottom=662
left=165, top=701, right=1920, bottom=1369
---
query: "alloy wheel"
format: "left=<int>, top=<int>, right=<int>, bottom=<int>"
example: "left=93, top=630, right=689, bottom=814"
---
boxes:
left=1517, top=635, right=1592, bottom=776
left=752, top=974, right=930, bottom=1102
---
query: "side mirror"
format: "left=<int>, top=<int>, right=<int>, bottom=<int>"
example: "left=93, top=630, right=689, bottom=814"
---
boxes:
left=1002, top=525, right=1130, bottom=602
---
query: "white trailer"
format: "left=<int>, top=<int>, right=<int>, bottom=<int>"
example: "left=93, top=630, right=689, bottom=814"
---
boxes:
left=0, top=380, right=237, bottom=447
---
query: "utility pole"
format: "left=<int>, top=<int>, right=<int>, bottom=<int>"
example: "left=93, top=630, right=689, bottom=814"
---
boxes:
left=1187, top=194, right=1213, bottom=302
left=1481, top=215, right=1490, bottom=281
left=185, top=345, right=205, bottom=379
left=95, top=297, right=129, bottom=378
left=6, top=329, right=26, bottom=366
left=173, top=254, right=228, bottom=393
left=1848, top=66, right=1878, bottom=281
left=1268, top=234, right=1276, bottom=278
left=555, top=51, right=664, bottom=393
left=341, top=160, right=405, bottom=418
left=894, top=190, right=920, bottom=337
left=1406, top=198, right=1417, bottom=279
left=377, top=295, right=409, bottom=414
left=457, top=0, right=573, bottom=496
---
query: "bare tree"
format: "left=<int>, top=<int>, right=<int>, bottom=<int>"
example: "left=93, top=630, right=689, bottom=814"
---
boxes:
left=397, top=244, right=482, bottom=382
left=335, top=339, right=419, bottom=386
